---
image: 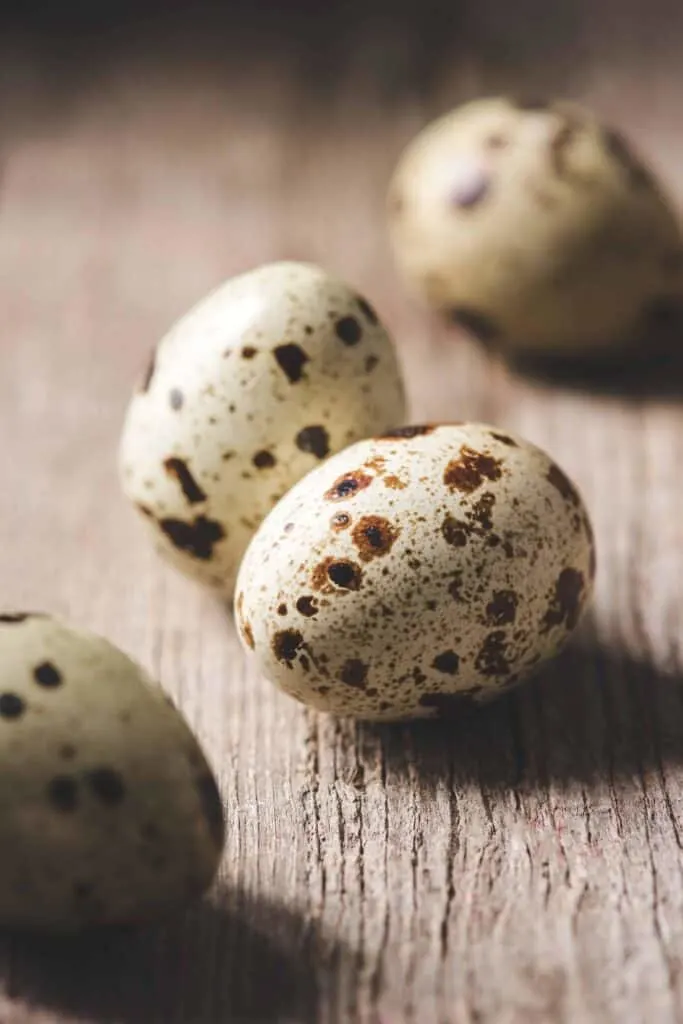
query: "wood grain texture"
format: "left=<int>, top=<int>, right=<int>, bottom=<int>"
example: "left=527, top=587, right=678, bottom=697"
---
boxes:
left=2, top=3, right=683, bottom=1020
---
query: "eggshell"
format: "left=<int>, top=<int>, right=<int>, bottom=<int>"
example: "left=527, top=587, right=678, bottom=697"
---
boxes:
left=0, top=613, right=224, bottom=931
left=388, top=97, right=683, bottom=357
left=119, top=262, right=406, bottom=596
left=235, top=423, right=595, bottom=720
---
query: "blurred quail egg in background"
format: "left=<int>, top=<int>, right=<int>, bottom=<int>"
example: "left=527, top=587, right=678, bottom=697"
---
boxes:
left=388, top=97, right=683, bottom=358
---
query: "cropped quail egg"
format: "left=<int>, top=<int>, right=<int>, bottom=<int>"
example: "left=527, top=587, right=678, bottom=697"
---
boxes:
left=235, top=423, right=595, bottom=720
left=388, top=97, right=683, bottom=357
left=0, top=613, right=224, bottom=931
left=119, top=262, right=406, bottom=596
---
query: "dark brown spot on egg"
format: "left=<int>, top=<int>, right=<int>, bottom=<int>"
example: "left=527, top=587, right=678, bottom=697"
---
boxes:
left=351, top=515, right=399, bottom=561
left=252, top=449, right=276, bottom=470
left=196, top=772, right=225, bottom=848
left=331, top=512, right=352, bottom=530
left=379, top=424, right=434, bottom=440
left=543, top=568, right=585, bottom=633
left=86, top=768, right=126, bottom=806
left=242, top=346, right=258, bottom=359
left=357, top=296, right=379, bottom=325
left=470, top=492, right=496, bottom=530
left=296, top=425, right=330, bottom=459
left=432, top=650, right=460, bottom=675
left=327, top=559, right=363, bottom=590
left=547, top=464, right=581, bottom=506
left=33, top=661, right=62, bottom=688
left=241, top=620, right=255, bottom=649
left=140, top=348, right=156, bottom=392
left=277, top=603, right=288, bottom=616
left=274, top=343, right=309, bottom=383
left=442, top=515, right=468, bottom=547
left=444, top=446, right=502, bottom=494
left=449, top=572, right=464, bottom=602
left=335, top=316, right=362, bottom=346
left=272, top=629, right=304, bottom=665
left=296, top=595, right=319, bottom=618
left=59, top=744, right=77, bottom=760
left=0, top=693, right=25, bottom=719
left=325, top=471, right=373, bottom=502
left=475, top=631, right=510, bottom=677
left=450, top=307, right=500, bottom=344
left=164, top=458, right=207, bottom=505
left=603, top=128, right=653, bottom=188
left=365, top=354, right=379, bottom=373
left=169, top=388, right=184, bottom=411
left=159, top=515, right=225, bottom=560
left=48, top=776, right=79, bottom=812
left=340, top=659, right=368, bottom=689
left=490, top=432, right=518, bottom=447
left=486, top=590, right=519, bottom=626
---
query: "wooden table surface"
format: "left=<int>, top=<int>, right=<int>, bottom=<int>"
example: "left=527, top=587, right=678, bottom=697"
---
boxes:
left=3, top=3, right=683, bottom=1021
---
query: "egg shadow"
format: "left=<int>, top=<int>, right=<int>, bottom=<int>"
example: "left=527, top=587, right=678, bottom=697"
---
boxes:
left=503, top=313, right=683, bottom=401
left=357, top=630, right=683, bottom=792
left=0, top=888, right=346, bottom=1023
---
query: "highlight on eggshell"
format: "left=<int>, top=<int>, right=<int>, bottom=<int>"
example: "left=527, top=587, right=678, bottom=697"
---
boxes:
left=388, top=96, right=683, bottom=358
left=235, top=422, right=595, bottom=721
left=0, top=612, right=224, bottom=932
left=118, top=261, right=407, bottom=597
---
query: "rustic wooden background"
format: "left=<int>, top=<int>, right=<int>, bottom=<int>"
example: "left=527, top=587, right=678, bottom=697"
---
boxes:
left=3, top=1, right=683, bottom=1020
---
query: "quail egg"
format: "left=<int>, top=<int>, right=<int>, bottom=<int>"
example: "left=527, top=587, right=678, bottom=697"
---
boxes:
left=388, top=97, right=683, bottom=357
left=235, top=423, right=595, bottom=720
left=119, top=262, right=406, bottom=596
left=0, top=613, right=224, bottom=931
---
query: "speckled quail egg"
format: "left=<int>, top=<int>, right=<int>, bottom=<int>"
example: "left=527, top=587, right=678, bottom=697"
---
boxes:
left=0, top=613, right=224, bottom=931
left=119, top=262, right=406, bottom=596
left=235, top=423, right=595, bottom=720
left=388, top=97, right=683, bottom=357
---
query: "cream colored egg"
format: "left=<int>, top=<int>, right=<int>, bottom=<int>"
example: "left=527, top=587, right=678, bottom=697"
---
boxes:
left=0, top=613, right=224, bottom=931
left=388, top=97, right=683, bottom=356
left=235, top=424, right=595, bottom=720
left=119, top=262, right=406, bottom=596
